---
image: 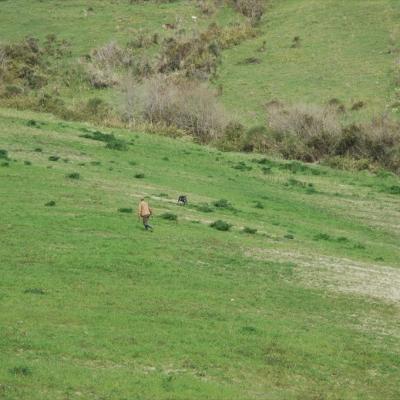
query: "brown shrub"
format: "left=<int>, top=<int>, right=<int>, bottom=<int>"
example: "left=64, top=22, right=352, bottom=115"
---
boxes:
left=267, top=103, right=342, bottom=160
left=234, top=0, right=265, bottom=25
left=120, top=75, right=227, bottom=142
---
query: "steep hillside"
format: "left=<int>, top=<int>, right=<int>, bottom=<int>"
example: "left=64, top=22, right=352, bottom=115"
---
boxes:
left=1, top=108, right=400, bottom=399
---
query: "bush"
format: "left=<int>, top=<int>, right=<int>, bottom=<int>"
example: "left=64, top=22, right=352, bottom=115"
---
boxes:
left=66, top=172, right=80, bottom=180
left=161, top=212, right=178, bottom=221
left=134, top=173, right=145, bottom=179
left=45, top=200, right=56, bottom=207
left=253, top=201, right=264, bottom=209
left=48, top=155, right=60, bottom=161
left=213, top=198, right=232, bottom=209
left=313, top=233, right=331, bottom=241
left=242, top=226, right=257, bottom=234
left=118, top=207, right=133, bottom=213
left=242, top=125, right=273, bottom=153
left=80, top=130, right=128, bottom=151
left=105, top=139, right=128, bottom=151
left=267, top=103, right=342, bottom=161
left=24, top=160, right=32, bottom=165
left=218, top=121, right=246, bottom=151
left=122, top=76, right=227, bottom=143
left=210, top=220, right=232, bottom=231
left=9, top=366, right=32, bottom=376
left=234, top=0, right=265, bottom=25
left=0, top=149, right=9, bottom=160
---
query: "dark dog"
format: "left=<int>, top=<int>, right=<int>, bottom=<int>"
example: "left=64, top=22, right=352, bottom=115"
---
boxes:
left=177, top=195, right=187, bottom=205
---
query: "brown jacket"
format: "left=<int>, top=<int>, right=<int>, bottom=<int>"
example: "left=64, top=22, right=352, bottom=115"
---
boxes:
left=138, top=201, right=152, bottom=217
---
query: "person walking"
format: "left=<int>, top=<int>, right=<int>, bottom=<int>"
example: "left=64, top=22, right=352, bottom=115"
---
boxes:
left=138, top=198, right=153, bottom=231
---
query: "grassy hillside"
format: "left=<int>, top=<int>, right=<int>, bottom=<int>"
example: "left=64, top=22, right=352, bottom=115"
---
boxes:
left=217, top=0, right=400, bottom=123
left=1, top=108, right=400, bottom=399
left=1, top=0, right=399, bottom=122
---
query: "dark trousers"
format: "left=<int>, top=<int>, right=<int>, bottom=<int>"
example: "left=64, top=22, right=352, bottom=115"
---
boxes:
left=142, top=215, right=152, bottom=230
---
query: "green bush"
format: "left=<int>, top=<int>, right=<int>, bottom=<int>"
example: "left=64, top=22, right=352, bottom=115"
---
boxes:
left=134, top=173, right=145, bottom=179
left=0, top=149, right=9, bottom=160
left=66, top=172, right=80, bottom=180
left=242, top=226, right=257, bottom=234
left=210, top=220, right=232, bottom=231
left=48, top=155, right=60, bottom=161
left=213, top=199, right=232, bottom=209
left=45, top=200, right=56, bottom=207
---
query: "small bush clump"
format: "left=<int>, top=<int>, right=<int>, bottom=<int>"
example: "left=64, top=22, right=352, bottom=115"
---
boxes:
left=213, top=198, right=232, bottom=209
left=24, top=288, right=45, bottom=295
left=9, top=366, right=32, bottom=376
left=66, top=172, right=80, bottom=180
left=210, top=220, right=232, bottom=231
left=242, top=226, right=257, bottom=234
left=134, top=173, right=145, bottom=179
left=48, top=155, right=60, bottom=161
left=313, top=233, right=331, bottom=241
left=0, top=149, right=9, bottom=160
left=45, top=200, right=56, bottom=207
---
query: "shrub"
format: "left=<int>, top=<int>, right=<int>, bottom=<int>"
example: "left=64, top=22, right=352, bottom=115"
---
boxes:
left=0, top=149, right=9, bottom=160
left=106, top=139, right=128, bottom=151
left=210, top=220, right=231, bottom=231
left=267, top=103, right=342, bottom=161
left=387, top=185, right=400, bottom=195
left=5, top=84, right=24, bottom=97
left=24, top=288, right=45, bottom=295
left=48, top=155, right=60, bottom=161
left=66, top=172, right=80, bottom=179
left=161, top=212, right=178, bottom=221
left=213, top=198, right=232, bottom=209
left=253, top=201, right=264, bottom=209
left=84, top=41, right=134, bottom=88
left=9, top=366, right=32, bottom=376
left=118, top=207, right=133, bottom=213
left=284, top=233, right=294, bottom=239
left=24, top=160, right=32, bottom=165
left=218, top=121, right=246, bottom=151
left=134, top=173, right=145, bottom=179
left=234, top=0, right=265, bottom=25
left=242, top=226, right=257, bottom=234
left=45, top=200, right=56, bottom=207
left=313, top=233, right=331, bottom=241
left=242, top=125, right=273, bottom=153
left=34, top=147, right=42, bottom=152
left=123, top=76, right=226, bottom=143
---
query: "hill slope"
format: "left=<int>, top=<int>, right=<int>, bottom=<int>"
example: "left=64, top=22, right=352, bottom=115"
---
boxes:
left=1, top=108, right=400, bottom=399
left=1, top=0, right=399, bottom=122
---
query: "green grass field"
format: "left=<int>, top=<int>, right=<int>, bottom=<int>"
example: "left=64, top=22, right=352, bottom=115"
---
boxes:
left=1, top=107, right=400, bottom=399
